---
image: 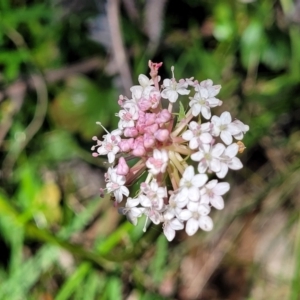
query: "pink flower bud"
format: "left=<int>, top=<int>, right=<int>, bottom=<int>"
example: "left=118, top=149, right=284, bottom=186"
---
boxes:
left=144, top=123, right=159, bottom=134
left=116, top=157, right=129, bottom=176
left=138, top=97, right=151, bottom=111
left=119, top=138, right=134, bottom=152
left=154, top=129, right=169, bottom=142
left=143, top=133, right=155, bottom=148
left=124, top=127, right=138, bottom=137
left=156, top=109, right=171, bottom=124
left=145, top=113, right=156, bottom=125
left=132, top=138, right=146, bottom=156
left=132, top=145, right=146, bottom=157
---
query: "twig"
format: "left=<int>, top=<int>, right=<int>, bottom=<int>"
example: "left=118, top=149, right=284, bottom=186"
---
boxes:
left=107, top=0, right=133, bottom=93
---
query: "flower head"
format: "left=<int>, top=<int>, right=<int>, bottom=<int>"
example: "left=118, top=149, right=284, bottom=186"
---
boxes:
left=92, top=61, right=249, bottom=241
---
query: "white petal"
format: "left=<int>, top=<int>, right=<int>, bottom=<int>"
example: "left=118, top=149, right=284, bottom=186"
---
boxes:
left=225, top=143, right=239, bottom=158
left=192, top=174, right=208, bottom=188
left=200, top=133, right=213, bottom=144
left=127, top=197, right=139, bottom=207
left=220, top=130, right=233, bottom=145
left=227, top=123, right=240, bottom=135
left=205, top=179, right=218, bottom=189
left=182, top=130, right=193, bottom=141
left=164, top=225, right=175, bottom=241
left=170, top=218, right=184, bottom=230
left=189, top=138, right=199, bottom=149
left=191, top=104, right=201, bottom=117
left=212, top=143, right=225, bottom=157
left=228, top=157, right=243, bottom=170
left=201, top=106, right=211, bottom=119
left=139, top=195, right=151, bottom=207
left=188, top=186, right=200, bottom=201
left=210, top=195, right=224, bottom=210
left=198, top=160, right=208, bottom=173
left=213, top=182, right=230, bottom=195
left=199, top=216, right=213, bottom=231
left=138, top=74, right=150, bottom=87
left=163, top=78, right=171, bottom=87
left=167, top=90, right=178, bottom=103
left=220, top=111, right=232, bottom=124
left=198, top=204, right=211, bottom=216
left=200, top=194, right=210, bottom=204
left=191, top=151, right=204, bottom=162
left=183, top=166, right=195, bottom=181
left=210, top=158, right=221, bottom=173
left=216, top=163, right=228, bottom=179
left=179, top=209, right=192, bottom=221
left=185, top=218, right=199, bottom=236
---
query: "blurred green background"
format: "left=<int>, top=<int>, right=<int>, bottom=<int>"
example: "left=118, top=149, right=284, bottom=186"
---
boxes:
left=1, top=0, right=300, bottom=299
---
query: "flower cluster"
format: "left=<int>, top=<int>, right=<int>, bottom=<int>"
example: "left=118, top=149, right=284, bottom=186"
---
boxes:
left=92, top=61, right=249, bottom=241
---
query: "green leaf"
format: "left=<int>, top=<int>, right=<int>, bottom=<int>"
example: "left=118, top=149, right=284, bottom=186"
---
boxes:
left=55, top=262, right=91, bottom=300
left=149, top=234, right=168, bottom=283
left=177, top=101, right=187, bottom=122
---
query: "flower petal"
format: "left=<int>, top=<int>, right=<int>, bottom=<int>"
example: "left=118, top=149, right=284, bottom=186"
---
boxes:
left=210, top=195, right=224, bottom=210
left=199, top=216, right=213, bottom=231
left=185, top=218, right=199, bottom=236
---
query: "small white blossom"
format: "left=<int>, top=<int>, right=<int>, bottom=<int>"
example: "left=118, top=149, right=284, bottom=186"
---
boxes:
left=118, top=197, right=144, bottom=225
left=191, top=143, right=225, bottom=174
left=139, top=180, right=167, bottom=211
left=162, top=211, right=184, bottom=241
left=232, top=119, right=250, bottom=140
left=161, top=78, right=190, bottom=103
left=197, top=79, right=221, bottom=98
left=180, top=202, right=213, bottom=235
left=117, top=103, right=139, bottom=129
left=97, top=129, right=122, bottom=163
left=211, top=111, right=240, bottom=145
left=179, top=166, right=208, bottom=202
left=146, top=149, right=169, bottom=175
left=182, top=121, right=213, bottom=149
left=217, top=143, right=243, bottom=178
left=200, top=180, right=230, bottom=210
left=189, top=80, right=222, bottom=119
left=106, top=168, right=129, bottom=203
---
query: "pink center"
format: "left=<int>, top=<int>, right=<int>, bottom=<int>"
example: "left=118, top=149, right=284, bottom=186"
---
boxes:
left=105, top=143, right=113, bottom=151
left=124, top=112, right=132, bottom=121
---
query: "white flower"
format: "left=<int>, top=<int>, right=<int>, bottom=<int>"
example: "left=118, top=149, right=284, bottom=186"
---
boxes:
left=189, top=81, right=222, bottom=119
left=217, top=143, right=243, bottom=178
left=191, top=143, right=225, bottom=174
left=138, top=74, right=155, bottom=88
left=130, top=74, right=155, bottom=102
left=97, top=130, right=122, bottom=163
left=161, top=78, right=190, bottom=103
left=179, top=166, right=208, bottom=202
left=200, top=180, right=230, bottom=210
left=165, top=193, right=186, bottom=218
left=182, top=121, right=213, bottom=149
left=117, top=103, right=139, bottom=129
left=211, top=111, right=240, bottom=145
left=162, top=211, right=184, bottom=241
left=118, top=197, right=144, bottom=225
left=106, top=168, right=129, bottom=203
left=139, top=180, right=167, bottom=211
left=198, top=79, right=221, bottom=98
left=232, top=119, right=249, bottom=140
left=146, top=149, right=169, bottom=175
left=180, top=202, right=213, bottom=235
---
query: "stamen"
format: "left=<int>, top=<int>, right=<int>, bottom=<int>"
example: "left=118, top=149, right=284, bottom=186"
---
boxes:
left=143, top=215, right=149, bottom=232
left=96, top=122, right=110, bottom=134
